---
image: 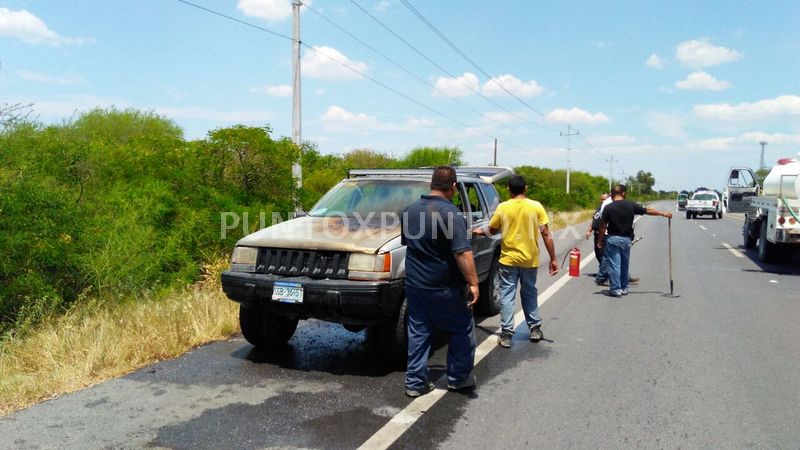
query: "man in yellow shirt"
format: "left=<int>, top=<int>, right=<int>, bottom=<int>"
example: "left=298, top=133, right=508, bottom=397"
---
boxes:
left=473, top=175, right=558, bottom=347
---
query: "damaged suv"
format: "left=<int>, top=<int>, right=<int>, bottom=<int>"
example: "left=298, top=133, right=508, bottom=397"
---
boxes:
left=221, top=167, right=511, bottom=360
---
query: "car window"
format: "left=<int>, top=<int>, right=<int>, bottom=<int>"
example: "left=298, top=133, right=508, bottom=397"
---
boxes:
left=693, top=193, right=716, bottom=201
left=451, top=184, right=467, bottom=214
left=308, top=180, right=429, bottom=217
left=463, top=183, right=486, bottom=221
left=479, top=183, right=500, bottom=215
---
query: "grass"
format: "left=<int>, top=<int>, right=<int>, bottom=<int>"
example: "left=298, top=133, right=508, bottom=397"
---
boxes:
left=0, top=210, right=592, bottom=416
left=0, top=259, right=239, bottom=416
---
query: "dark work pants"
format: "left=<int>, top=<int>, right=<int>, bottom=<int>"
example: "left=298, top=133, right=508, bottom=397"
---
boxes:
left=405, top=285, right=476, bottom=390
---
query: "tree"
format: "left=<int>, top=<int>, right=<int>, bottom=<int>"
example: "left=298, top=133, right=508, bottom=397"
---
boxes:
left=400, top=146, right=463, bottom=167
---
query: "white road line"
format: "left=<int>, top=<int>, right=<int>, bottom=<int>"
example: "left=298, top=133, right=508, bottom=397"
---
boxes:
left=722, top=242, right=744, bottom=258
left=360, top=215, right=648, bottom=449
left=699, top=225, right=708, bottom=231
left=358, top=250, right=599, bottom=450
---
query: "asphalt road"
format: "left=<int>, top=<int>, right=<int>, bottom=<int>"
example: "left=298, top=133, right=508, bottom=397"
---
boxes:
left=2, top=201, right=799, bottom=449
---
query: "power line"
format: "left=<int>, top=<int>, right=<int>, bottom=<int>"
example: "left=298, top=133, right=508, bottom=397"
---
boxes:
left=399, top=0, right=554, bottom=122
left=349, top=0, right=558, bottom=136
left=174, top=0, right=533, bottom=154
left=304, top=3, right=559, bottom=150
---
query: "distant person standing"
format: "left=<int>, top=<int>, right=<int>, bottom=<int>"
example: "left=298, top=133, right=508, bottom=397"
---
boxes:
left=401, top=166, right=479, bottom=397
left=586, top=193, right=610, bottom=281
left=597, top=185, right=672, bottom=297
left=473, top=175, right=558, bottom=347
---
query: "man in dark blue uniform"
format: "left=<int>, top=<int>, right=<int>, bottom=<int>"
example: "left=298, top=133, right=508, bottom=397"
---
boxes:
left=401, top=166, right=479, bottom=397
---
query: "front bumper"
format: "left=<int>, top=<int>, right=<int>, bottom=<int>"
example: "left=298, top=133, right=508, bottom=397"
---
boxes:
left=221, top=271, right=405, bottom=326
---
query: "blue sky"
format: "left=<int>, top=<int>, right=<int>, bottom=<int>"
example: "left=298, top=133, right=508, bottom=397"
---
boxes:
left=2, top=0, right=799, bottom=191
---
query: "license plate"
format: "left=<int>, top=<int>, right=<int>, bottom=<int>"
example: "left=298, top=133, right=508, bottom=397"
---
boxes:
left=272, top=282, right=303, bottom=304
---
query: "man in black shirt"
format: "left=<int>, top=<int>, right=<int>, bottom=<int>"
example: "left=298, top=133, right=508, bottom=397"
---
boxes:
left=401, top=166, right=479, bottom=397
left=597, top=185, right=672, bottom=297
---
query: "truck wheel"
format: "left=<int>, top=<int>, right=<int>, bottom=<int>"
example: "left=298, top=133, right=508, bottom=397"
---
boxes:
left=757, top=221, right=779, bottom=263
left=239, top=306, right=298, bottom=348
left=367, top=298, right=408, bottom=368
left=686, top=211, right=691, bottom=220
left=718, top=211, right=723, bottom=219
left=477, top=258, right=501, bottom=316
left=743, top=218, right=758, bottom=249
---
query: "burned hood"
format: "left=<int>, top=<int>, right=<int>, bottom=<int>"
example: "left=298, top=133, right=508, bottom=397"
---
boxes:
left=237, top=215, right=401, bottom=253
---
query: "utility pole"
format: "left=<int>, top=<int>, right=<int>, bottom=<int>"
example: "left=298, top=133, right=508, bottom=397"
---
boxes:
left=560, top=124, right=579, bottom=194
left=492, top=138, right=497, bottom=166
left=606, top=155, right=618, bottom=192
left=759, top=141, right=768, bottom=170
left=291, top=1, right=303, bottom=198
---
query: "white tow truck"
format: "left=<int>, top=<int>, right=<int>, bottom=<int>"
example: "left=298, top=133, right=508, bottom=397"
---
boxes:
left=726, top=158, right=800, bottom=263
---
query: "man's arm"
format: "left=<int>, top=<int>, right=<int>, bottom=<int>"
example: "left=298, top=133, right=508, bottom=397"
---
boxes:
left=454, top=250, right=480, bottom=308
left=472, top=225, right=500, bottom=236
left=645, top=208, right=673, bottom=219
left=540, top=224, right=559, bottom=276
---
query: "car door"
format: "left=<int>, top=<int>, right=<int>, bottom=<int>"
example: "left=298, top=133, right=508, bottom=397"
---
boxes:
left=462, top=182, right=494, bottom=279
left=724, top=167, right=759, bottom=213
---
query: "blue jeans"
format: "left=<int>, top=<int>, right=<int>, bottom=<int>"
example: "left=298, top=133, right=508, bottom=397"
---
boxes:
left=604, top=235, right=632, bottom=292
left=405, top=285, right=476, bottom=391
left=498, top=264, right=542, bottom=335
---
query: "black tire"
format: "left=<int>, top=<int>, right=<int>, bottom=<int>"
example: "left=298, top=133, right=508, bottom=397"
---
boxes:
left=718, top=210, right=723, bottom=219
left=743, top=218, right=758, bottom=249
left=711, top=212, right=717, bottom=220
left=367, top=298, right=408, bottom=368
left=239, top=306, right=298, bottom=348
left=686, top=211, right=691, bottom=219
left=477, top=258, right=501, bottom=316
left=757, top=220, right=779, bottom=263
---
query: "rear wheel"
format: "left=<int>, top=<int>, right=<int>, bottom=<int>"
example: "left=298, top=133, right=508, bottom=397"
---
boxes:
left=686, top=211, right=691, bottom=219
left=239, top=306, right=298, bottom=348
left=743, top=217, right=758, bottom=249
left=718, top=210, right=723, bottom=219
left=757, top=220, right=779, bottom=263
left=477, top=258, right=501, bottom=316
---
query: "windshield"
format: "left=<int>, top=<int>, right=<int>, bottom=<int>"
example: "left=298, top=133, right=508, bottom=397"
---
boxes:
left=308, top=179, right=430, bottom=217
left=678, top=194, right=687, bottom=200
left=693, top=194, right=716, bottom=201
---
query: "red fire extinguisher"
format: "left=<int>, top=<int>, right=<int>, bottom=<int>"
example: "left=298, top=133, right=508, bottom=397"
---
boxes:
left=568, top=247, right=581, bottom=277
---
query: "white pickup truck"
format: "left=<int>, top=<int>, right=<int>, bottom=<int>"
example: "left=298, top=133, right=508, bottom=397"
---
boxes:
left=686, top=190, right=723, bottom=219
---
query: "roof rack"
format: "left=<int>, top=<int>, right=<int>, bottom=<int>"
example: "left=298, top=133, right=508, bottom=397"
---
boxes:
left=348, top=166, right=514, bottom=183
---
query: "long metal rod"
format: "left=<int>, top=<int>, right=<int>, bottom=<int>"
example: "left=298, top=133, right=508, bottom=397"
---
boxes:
left=668, top=217, right=674, bottom=296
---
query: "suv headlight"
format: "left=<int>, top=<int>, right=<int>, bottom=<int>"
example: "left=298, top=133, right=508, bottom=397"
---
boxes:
left=231, top=246, right=258, bottom=272
left=348, top=252, right=391, bottom=280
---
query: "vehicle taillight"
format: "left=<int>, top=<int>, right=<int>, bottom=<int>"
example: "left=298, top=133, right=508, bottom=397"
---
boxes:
left=790, top=217, right=798, bottom=225
left=777, top=216, right=786, bottom=225
left=777, top=158, right=798, bottom=165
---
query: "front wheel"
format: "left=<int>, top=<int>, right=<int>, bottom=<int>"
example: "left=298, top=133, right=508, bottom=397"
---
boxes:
left=718, top=210, right=723, bottom=219
left=239, top=306, right=298, bottom=348
left=367, top=298, right=408, bottom=368
left=686, top=211, right=691, bottom=220
left=743, top=218, right=758, bottom=249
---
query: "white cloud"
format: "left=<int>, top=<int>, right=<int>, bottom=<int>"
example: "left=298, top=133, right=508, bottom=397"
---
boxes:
left=433, top=72, right=480, bottom=97
left=375, top=1, right=392, bottom=12
left=643, top=111, right=687, bottom=140
left=546, top=108, right=610, bottom=125
left=694, top=95, right=800, bottom=121
left=645, top=53, right=664, bottom=70
left=16, top=70, right=84, bottom=85
left=697, top=132, right=800, bottom=152
left=248, top=84, right=293, bottom=97
left=321, top=105, right=378, bottom=131
left=302, top=46, right=368, bottom=81
left=0, top=8, right=86, bottom=45
left=675, top=71, right=732, bottom=91
left=481, top=74, right=544, bottom=98
left=237, top=0, right=311, bottom=22
left=405, top=117, right=435, bottom=127
left=675, top=38, right=742, bottom=68
left=155, top=106, right=274, bottom=122
left=314, top=88, right=326, bottom=95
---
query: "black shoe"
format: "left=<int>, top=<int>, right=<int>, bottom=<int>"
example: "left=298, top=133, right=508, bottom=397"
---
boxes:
left=497, top=333, right=512, bottom=348
left=595, top=279, right=609, bottom=286
left=529, top=325, right=543, bottom=342
left=447, top=374, right=476, bottom=392
left=405, top=381, right=435, bottom=398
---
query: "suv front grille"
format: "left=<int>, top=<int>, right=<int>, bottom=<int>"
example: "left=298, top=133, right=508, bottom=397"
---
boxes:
left=257, top=248, right=349, bottom=279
